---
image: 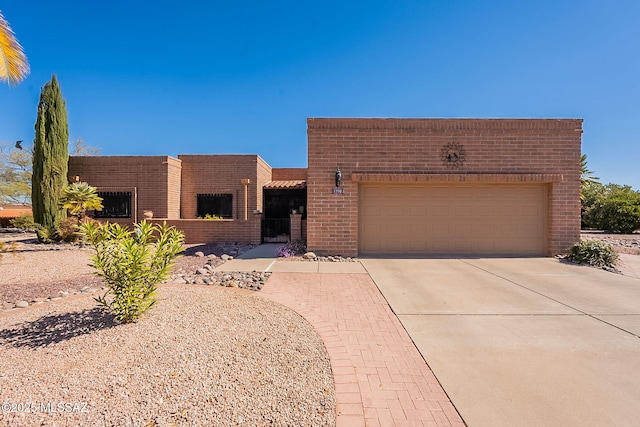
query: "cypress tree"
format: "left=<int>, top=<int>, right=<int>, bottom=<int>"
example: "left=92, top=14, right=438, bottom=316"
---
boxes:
left=32, top=75, right=69, bottom=239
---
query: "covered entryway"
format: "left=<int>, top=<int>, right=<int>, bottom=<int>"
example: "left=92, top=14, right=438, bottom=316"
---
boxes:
left=358, top=183, right=547, bottom=256
left=262, top=180, right=306, bottom=243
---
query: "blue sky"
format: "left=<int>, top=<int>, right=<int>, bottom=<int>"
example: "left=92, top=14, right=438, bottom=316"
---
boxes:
left=1, top=1, right=639, bottom=189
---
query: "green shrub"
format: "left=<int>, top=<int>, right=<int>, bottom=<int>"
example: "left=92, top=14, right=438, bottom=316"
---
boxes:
left=56, top=217, right=81, bottom=242
left=10, top=214, right=36, bottom=230
left=583, top=184, right=640, bottom=233
left=566, top=240, right=618, bottom=268
left=35, top=225, right=55, bottom=243
left=197, top=213, right=224, bottom=220
left=81, top=220, right=185, bottom=323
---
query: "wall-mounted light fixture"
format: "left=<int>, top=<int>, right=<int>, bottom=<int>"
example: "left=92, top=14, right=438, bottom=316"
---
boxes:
left=335, top=167, right=342, bottom=187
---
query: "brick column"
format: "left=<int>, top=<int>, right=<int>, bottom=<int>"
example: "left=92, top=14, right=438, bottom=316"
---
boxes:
left=290, top=213, right=302, bottom=242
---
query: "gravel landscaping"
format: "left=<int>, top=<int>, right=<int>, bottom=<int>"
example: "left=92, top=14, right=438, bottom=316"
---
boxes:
left=581, top=231, right=640, bottom=255
left=0, top=233, right=336, bottom=426
left=0, top=287, right=335, bottom=426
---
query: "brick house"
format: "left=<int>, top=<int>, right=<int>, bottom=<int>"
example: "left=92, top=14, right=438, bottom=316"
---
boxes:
left=68, top=118, right=582, bottom=257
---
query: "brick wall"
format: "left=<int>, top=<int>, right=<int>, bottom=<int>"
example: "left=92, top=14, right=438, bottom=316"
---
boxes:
left=178, top=155, right=270, bottom=243
left=68, top=156, right=181, bottom=223
left=271, top=168, right=308, bottom=181
left=150, top=218, right=262, bottom=244
left=178, top=155, right=269, bottom=219
left=307, top=118, right=582, bottom=256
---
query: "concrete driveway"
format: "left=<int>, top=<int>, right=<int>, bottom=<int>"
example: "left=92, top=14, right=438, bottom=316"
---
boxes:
left=361, top=257, right=640, bottom=427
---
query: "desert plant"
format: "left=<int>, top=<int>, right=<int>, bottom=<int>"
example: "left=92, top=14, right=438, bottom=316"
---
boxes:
left=277, top=240, right=307, bottom=257
left=9, top=213, right=36, bottom=230
left=566, top=240, right=618, bottom=269
left=56, top=217, right=81, bottom=242
left=60, top=182, right=103, bottom=221
left=81, top=220, right=185, bottom=323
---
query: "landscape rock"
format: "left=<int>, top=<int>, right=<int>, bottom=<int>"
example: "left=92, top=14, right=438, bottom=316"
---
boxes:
left=303, top=252, right=317, bottom=260
left=15, top=300, right=29, bottom=308
left=194, top=251, right=205, bottom=257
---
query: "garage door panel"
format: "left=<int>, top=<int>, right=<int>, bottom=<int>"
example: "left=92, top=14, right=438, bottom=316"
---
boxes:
left=359, top=184, right=546, bottom=256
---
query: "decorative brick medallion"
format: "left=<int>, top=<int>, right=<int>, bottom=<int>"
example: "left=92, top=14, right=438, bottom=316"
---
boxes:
left=441, top=142, right=466, bottom=169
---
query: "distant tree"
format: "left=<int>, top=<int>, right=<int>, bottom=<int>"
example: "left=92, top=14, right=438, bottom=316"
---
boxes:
left=0, top=138, right=99, bottom=205
left=0, top=141, right=31, bottom=204
left=583, top=184, right=640, bottom=233
left=0, top=10, right=29, bottom=85
left=32, top=75, right=69, bottom=240
left=61, top=182, right=103, bottom=221
left=580, top=154, right=600, bottom=201
left=71, top=138, right=101, bottom=156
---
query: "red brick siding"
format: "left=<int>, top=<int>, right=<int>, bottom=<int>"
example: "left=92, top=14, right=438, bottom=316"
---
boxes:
left=307, top=118, right=582, bottom=256
left=68, top=156, right=178, bottom=222
left=177, top=155, right=268, bottom=243
left=290, top=213, right=302, bottom=241
left=150, top=218, right=262, bottom=244
left=178, top=155, right=265, bottom=219
left=271, top=168, right=308, bottom=181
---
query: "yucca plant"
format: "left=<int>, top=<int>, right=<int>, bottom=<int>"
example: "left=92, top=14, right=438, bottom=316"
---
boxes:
left=0, top=10, right=29, bottom=85
left=61, top=182, right=103, bottom=221
left=81, top=220, right=184, bottom=323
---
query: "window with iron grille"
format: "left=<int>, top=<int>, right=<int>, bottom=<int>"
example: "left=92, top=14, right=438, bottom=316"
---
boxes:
left=95, top=192, right=132, bottom=218
left=197, top=194, right=233, bottom=219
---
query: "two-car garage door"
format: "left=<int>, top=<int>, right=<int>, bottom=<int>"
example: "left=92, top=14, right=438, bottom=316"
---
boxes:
left=359, top=184, right=547, bottom=256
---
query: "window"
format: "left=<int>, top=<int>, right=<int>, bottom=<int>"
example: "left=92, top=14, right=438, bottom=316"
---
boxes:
left=197, top=194, right=233, bottom=219
left=95, top=192, right=132, bottom=218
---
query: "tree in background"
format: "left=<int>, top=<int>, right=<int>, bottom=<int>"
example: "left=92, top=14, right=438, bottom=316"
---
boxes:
left=72, top=138, right=101, bottom=156
left=32, top=75, right=69, bottom=240
left=1, top=138, right=100, bottom=205
left=583, top=184, right=640, bottom=234
left=61, top=182, right=103, bottom=222
left=580, top=154, right=600, bottom=200
left=0, top=141, right=31, bottom=204
left=0, top=10, right=29, bottom=85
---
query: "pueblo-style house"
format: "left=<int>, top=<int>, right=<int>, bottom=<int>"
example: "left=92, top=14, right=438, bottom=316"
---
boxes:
left=68, top=118, right=582, bottom=257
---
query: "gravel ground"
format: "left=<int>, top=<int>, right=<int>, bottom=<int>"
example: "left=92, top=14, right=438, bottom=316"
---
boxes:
left=581, top=231, right=640, bottom=255
left=0, top=235, right=253, bottom=305
left=0, top=286, right=335, bottom=426
left=0, top=233, right=336, bottom=426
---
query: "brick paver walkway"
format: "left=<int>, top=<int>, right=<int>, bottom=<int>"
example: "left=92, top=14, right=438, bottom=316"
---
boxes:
left=259, top=272, right=464, bottom=427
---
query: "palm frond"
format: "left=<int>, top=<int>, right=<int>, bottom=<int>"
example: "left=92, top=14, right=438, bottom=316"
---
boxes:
left=0, top=11, right=29, bottom=85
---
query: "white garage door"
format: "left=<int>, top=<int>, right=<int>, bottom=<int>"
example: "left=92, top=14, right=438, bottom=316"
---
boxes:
left=359, top=184, right=547, bottom=256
